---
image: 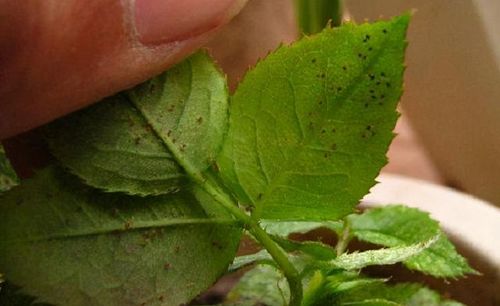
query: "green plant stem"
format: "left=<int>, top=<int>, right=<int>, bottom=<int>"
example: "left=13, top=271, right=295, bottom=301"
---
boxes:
left=201, top=179, right=303, bottom=306
left=249, top=221, right=303, bottom=306
left=335, top=219, right=351, bottom=255
left=294, top=0, right=342, bottom=35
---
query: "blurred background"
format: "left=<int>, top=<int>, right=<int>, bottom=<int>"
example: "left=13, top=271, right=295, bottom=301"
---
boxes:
left=205, top=0, right=500, bottom=207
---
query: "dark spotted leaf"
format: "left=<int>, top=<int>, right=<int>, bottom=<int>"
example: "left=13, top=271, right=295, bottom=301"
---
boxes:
left=217, top=15, right=409, bottom=220
left=47, top=51, right=228, bottom=196
left=0, top=167, right=241, bottom=306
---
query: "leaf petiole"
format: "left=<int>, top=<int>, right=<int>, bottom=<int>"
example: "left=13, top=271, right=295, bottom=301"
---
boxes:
left=335, top=219, right=352, bottom=256
left=200, top=178, right=303, bottom=306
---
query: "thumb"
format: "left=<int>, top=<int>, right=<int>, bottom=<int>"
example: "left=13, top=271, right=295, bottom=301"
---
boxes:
left=0, top=0, right=247, bottom=139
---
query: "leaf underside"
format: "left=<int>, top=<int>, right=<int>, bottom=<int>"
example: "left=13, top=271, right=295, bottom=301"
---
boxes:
left=46, top=95, right=186, bottom=196
left=217, top=15, right=409, bottom=220
left=330, top=235, right=439, bottom=271
left=348, top=205, right=476, bottom=278
left=46, top=52, right=228, bottom=196
left=0, top=167, right=241, bottom=306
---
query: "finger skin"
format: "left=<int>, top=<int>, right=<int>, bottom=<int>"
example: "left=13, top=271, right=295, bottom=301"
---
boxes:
left=0, top=0, right=246, bottom=139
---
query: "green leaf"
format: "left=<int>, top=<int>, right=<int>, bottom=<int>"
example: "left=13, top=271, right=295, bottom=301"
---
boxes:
left=0, top=145, right=18, bottom=193
left=128, top=51, right=229, bottom=179
left=348, top=205, right=476, bottom=277
left=0, top=166, right=241, bottom=306
left=330, top=235, right=439, bottom=270
left=46, top=51, right=228, bottom=196
left=224, top=265, right=289, bottom=306
left=45, top=95, right=186, bottom=196
left=217, top=15, right=409, bottom=221
left=338, top=283, right=465, bottom=306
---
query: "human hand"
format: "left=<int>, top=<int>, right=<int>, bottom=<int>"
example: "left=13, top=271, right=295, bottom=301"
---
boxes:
left=0, top=0, right=247, bottom=139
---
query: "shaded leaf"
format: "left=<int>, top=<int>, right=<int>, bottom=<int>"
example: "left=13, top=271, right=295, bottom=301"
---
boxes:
left=0, top=167, right=241, bottom=306
left=217, top=15, right=409, bottom=220
left=259, top=221, right=339, bottom=261
left=47, top=52, right=228, bottom=196
left=302, top=270, right=387, bottom=306
left=338, top=283, right=465, bottom=306
left=0, top=282, right=53, bottom=306
left=224, top=265, right=289, bottom=306
left=348, top=205, right=476, bottom=277
left=225, top=266, right=388, bottom=306
left=0, top=145, right=18, bottom=193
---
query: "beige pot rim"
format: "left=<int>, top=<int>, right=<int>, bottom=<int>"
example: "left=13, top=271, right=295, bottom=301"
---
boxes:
left=363, top=174, right=500, bottom=271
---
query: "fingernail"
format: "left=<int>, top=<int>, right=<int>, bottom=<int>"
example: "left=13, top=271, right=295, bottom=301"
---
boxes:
left=135, top=0, right=235, bottom=45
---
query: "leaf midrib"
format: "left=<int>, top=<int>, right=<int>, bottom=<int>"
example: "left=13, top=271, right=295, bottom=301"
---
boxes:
left=0, top=217, right=237, bottom=244
left=354, top=228, right=470, bottom=273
